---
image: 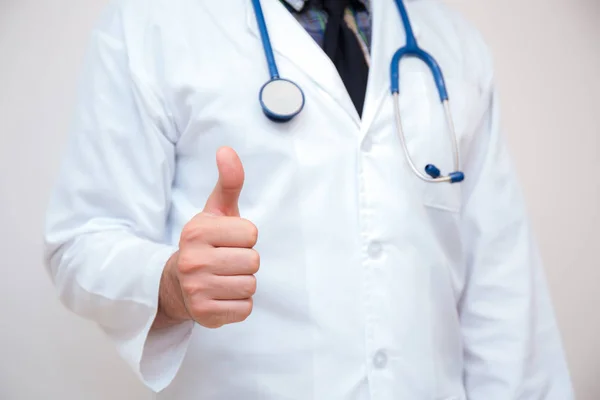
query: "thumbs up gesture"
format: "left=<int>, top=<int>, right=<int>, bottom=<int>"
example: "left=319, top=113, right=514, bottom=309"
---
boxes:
left=156, top=147, right=259, bottom=329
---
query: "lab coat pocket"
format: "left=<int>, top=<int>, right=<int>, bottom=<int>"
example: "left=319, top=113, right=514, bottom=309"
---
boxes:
left=401, top=73, right=484, bottom=213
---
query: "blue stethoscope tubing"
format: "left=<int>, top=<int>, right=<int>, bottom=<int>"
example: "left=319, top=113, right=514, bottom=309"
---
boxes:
left=391, top=0, right=464, bottom=184
left=250, top=0, right=465, bottom=184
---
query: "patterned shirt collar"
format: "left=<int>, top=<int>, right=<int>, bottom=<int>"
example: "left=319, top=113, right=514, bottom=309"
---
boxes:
left=282, top=0, right=370, bottom=13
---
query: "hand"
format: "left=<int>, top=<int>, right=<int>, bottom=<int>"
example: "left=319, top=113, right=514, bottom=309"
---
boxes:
left=155, top=147, right=259, bottom=329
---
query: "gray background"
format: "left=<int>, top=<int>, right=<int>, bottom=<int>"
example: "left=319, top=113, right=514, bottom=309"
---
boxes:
left=0, top=0, right=598, bottom=399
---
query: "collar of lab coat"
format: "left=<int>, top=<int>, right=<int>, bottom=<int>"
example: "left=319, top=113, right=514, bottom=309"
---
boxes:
left=246, top=0, right=421, bottom=133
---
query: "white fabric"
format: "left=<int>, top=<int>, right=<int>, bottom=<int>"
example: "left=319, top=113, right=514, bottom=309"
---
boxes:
left=44, top=0, right=574, bottom=398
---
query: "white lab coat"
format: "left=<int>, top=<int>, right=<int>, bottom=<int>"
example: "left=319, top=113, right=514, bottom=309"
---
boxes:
left=44, top=0, right=574, bottom=398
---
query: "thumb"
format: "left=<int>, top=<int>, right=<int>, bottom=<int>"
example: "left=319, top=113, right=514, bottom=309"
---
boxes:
left=203, top=147, right=245, bottom=217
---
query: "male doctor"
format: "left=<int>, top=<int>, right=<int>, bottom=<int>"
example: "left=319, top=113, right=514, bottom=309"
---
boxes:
left=44, top=0, right=574, bottom=399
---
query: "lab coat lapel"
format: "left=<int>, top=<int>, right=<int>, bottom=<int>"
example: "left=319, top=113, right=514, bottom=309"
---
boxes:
left=246, top=0, right=361, bottom=126
left=360, top=0, right=422, bottom=137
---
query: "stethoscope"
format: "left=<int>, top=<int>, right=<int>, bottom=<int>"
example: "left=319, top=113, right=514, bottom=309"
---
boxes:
left=250, top=0, right=465, bottom=184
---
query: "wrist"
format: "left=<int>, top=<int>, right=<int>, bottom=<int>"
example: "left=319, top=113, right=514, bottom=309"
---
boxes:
left=153, top=252, right=191, bottom=329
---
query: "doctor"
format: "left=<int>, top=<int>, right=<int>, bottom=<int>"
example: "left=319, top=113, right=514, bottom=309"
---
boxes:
left=44, top=0, right=574, bottom=399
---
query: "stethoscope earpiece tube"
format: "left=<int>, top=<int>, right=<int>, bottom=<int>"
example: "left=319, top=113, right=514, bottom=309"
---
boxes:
left=391, top=0, right=465, bottom=184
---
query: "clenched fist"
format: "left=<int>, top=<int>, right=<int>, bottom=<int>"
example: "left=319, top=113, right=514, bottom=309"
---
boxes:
left=154, top=147, right=259, bottom=329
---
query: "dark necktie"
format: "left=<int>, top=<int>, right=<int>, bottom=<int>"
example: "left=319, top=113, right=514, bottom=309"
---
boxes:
left=320, top=0, right=369, bottom=117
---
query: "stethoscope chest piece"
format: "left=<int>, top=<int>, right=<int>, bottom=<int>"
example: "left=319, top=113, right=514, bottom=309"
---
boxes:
left=259, top=78, right=305, bottom=122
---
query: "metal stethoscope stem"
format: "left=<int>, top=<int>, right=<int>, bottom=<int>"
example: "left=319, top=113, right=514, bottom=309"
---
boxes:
left=392, top=94, right=463, bottom=184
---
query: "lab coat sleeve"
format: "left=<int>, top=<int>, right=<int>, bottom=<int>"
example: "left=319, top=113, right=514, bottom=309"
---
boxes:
left=43, top=3, right=194, bottom=393
left=458, top=84, right=574, bottom=398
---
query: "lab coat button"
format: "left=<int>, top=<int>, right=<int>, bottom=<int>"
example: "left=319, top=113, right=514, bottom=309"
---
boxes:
left=367, top=241, right=383, bottom=259
left=373, top=350, right=388, bottom=369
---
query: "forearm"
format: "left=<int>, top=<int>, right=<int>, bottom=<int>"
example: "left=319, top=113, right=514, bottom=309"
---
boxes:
left=45, top=229, right=195, bottom=392
left=46, top=229, right=177, bottom=328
